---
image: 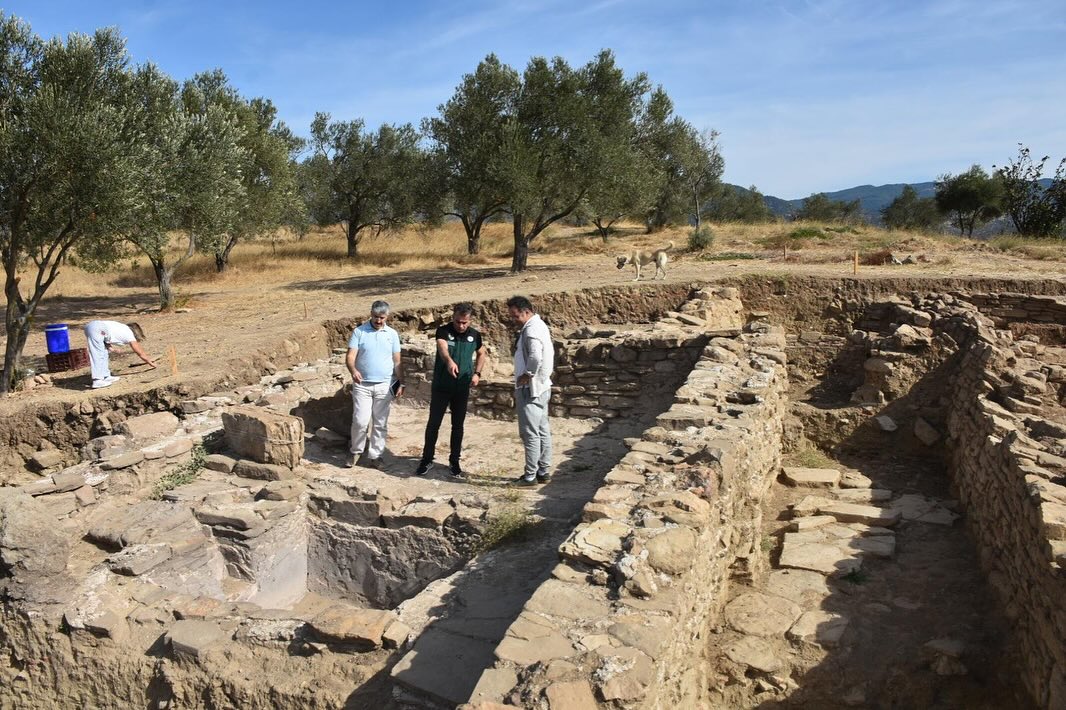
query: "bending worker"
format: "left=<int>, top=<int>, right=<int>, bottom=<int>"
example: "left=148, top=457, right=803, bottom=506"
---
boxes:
left=84, top=320, right=156, bottom=389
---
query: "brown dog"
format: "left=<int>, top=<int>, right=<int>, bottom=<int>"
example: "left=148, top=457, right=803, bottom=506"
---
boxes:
left=616, top=241, right=674, bottom=281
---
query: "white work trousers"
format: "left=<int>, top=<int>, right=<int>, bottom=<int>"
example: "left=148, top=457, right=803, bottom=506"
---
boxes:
left=83, top=324, right=112, bottom=382
left=350, top=381, right=393, bottom=460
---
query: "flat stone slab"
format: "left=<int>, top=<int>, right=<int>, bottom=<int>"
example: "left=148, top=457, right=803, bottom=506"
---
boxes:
left=765, top=569, right=830, bottom=603
left=724, top=592, right=802, bottom=637
left=842, top=535, right=896, bottom=559
left=167, top=619, right=226, bottom=658
left=495, top=612, right=574, bottom=665
left=779, top=541, right=862, bottom=576
left=724, top=636, right=784, bottom=673
left=392, top=626, right=498, bottom=703
left=788, top=610, right=850, bottom=648
left=834, top=488, right=892, bottom=503
left=108, top=543, right=172, bottom=576
left=309, top=606, right=395, bottom=649
left=840, top=471, right=874, bottom=489
left=782, top=467, right=840, bottom=488
left=817, top=502, right=901, bottom=527
left=527, top=579, right=610, bottom=620
left=789, top=515, right=836, bottom=532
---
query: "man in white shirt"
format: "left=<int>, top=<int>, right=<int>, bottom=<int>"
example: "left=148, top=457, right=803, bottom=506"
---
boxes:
left=345, top=300, right=405, bottom=468
left=507, top=296, right=554, bottom=485
left=83, top=320, right=157, bottom=389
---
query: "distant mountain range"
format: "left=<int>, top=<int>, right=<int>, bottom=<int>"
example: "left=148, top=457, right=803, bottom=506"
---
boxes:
left=749, top=179, right=1053, bottom=223
left=748, top=182, right=938, bottom=220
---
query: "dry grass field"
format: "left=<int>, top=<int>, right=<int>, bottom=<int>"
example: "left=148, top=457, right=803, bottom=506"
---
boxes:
left=35, top=220, right=1066, bottom=303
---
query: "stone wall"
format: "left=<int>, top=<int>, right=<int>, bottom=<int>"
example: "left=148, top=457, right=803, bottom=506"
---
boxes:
left=944, top=310, right=1066, bottom=708
left=463, top=325, right=789, bottom=708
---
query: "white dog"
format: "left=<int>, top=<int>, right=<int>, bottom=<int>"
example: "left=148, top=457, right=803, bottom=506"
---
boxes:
left=616, top=241, right=674, bottom=281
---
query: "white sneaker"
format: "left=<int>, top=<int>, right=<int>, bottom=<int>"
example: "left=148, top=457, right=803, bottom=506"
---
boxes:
left=106, top=375, right=121, bottom=384
left=91, top=379, right=115, bottom=389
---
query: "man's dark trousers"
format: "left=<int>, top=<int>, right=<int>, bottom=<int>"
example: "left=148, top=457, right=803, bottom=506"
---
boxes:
left=421, top=386, right=470, bottom=466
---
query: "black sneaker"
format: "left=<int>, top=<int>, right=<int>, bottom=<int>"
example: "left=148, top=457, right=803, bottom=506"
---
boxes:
left=415, top=461, right=431, bottom=476
left=515, top=475, right=537, bottom=486
left=344, top=453, right=356, bottom=468
left=450, top=463, right=466, bottom=479
left=536, top=472, right=552, bottom=483
left=364, top=457, right=383, bottom=470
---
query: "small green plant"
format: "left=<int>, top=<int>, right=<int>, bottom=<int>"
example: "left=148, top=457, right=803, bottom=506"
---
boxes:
left=788, top=446, right=834, bottom=469
left=842, top=568, right=868, bottom=585
left=688, top=226, right=714, bottom=251
left=788, top=226, right=825, bottom=240
left=476, top=506, right=535, bottom=552
left=760, top=535, right=774, bottom=553
left=700, top=251, right=758, bottom=261
left=152, top=442, right=207, bottom=499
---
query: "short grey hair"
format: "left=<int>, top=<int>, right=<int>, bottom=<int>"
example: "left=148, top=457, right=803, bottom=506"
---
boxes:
left=370, top=300, right=390, bottom=316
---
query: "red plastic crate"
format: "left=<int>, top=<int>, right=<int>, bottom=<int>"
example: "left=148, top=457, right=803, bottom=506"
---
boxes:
left=46, top=347, right=89, bottom=373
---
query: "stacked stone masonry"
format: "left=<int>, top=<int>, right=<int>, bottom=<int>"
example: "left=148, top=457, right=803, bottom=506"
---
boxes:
left=944, top=308, right=1066, bottom=708
left=464, top=324, right=789, bottom=708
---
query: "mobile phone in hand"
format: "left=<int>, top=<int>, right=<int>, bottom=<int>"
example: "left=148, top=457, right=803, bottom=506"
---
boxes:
left=390, top=380, right=403, bottom=396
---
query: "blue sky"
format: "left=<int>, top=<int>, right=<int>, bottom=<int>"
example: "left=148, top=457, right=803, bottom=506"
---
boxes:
left=5, top=0, right=1065, bottom=198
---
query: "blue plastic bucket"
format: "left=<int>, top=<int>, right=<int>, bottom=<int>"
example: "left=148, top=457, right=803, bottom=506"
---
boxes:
left=44, top=324, right=70, bottom=354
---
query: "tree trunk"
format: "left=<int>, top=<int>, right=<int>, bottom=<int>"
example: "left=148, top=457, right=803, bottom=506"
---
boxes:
left=1, top=293, right=30, bottom=394
left=511, top=215, right=529, bottom=272
left=152, top=258, right=176, bottom=311
left=215, top=235, right=238, bottom=272
left=693, top=185, right=702, bottom=233
left=346, top=221, right=360, bottom=258
left=594, top=218, right=610, bottom=242
left=461, top=216, right=480, bottom=255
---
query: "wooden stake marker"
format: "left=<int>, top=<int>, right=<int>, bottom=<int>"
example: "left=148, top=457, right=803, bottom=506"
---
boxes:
left=853, top=250, right=859, bottom=275
left=167, top=345, right=178, bottom=376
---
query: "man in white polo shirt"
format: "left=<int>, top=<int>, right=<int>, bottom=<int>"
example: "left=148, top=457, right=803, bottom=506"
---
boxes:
left=345, top=300, right=405, bottom=468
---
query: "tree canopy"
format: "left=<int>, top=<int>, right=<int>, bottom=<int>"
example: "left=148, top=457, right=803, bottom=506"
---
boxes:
left=793, top=193, right=864, bottom=224
left=0, top=16, right=141, bottom=391
left=880, top=185, right=941, bottom=232
left=995, top=145, right=1066, bottom=238
left=934, top=165, right=1003, bottom=237
left=304, top=114, right=426, bottom=257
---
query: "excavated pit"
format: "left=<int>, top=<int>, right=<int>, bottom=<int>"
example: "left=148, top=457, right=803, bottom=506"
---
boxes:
left=2, top=281, right=1065, bottom=709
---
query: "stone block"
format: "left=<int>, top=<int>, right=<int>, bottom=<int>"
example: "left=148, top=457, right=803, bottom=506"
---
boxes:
left=309, top=606, right=396, bottom=649
left=222, top=406, right=304, bottom=468
left=645, top=527, right=697, bottom=575
left=913, top=417, right=941, bottom=445
left=725, top=592, right=802, bottom=636
left=383, top=501, right=454, bottom=529
left=233, top=460, right=295, bottom=481
left=52, top=468, right=88, bottom=493
left=545, top=680, right=598, bottom=709
left=108, top=543, right=172, bottom=576
left=100, top=451, right=144, bottom=470
left=116, top=411, right=180, bottom=440
left=257, top=480, right=306, bottom=502
left=203, top=454, right=236, bottom=473
left=29, top=449, right=65, bottom=472
left=164, top=438, right=194, bottom=458
left=167, top=619, right=227, bottom=658
left=782, top=467, right=840, bottom=488
left=788, top=610, right=849, bottom=647
left=818, top=502, right=901, bottom=527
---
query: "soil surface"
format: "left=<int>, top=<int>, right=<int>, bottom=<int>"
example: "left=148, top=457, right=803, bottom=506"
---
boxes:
left=5, top=245, right=1065, bottom=417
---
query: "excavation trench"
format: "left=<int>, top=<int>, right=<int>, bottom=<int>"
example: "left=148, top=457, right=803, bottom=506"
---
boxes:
left=1, top=282, right=1064, bottom=709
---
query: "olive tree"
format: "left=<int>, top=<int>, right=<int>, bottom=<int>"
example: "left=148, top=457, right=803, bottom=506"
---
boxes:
left=184, top=71, right=305, bottom=272
left=305, top=114, right=425, bottom=258
left=122, top=66, right=246, bottom=309
left=934, top=165, right=1002, bottom=237
left=0, top=18, right=140, bottom=392
left=506, top=51, right=650, bottom=271
left=423, top=55, right=518, bottom=254
left=995, top=145, right=1066, bottom=238
left=880, top=185, right=941, bottom=231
